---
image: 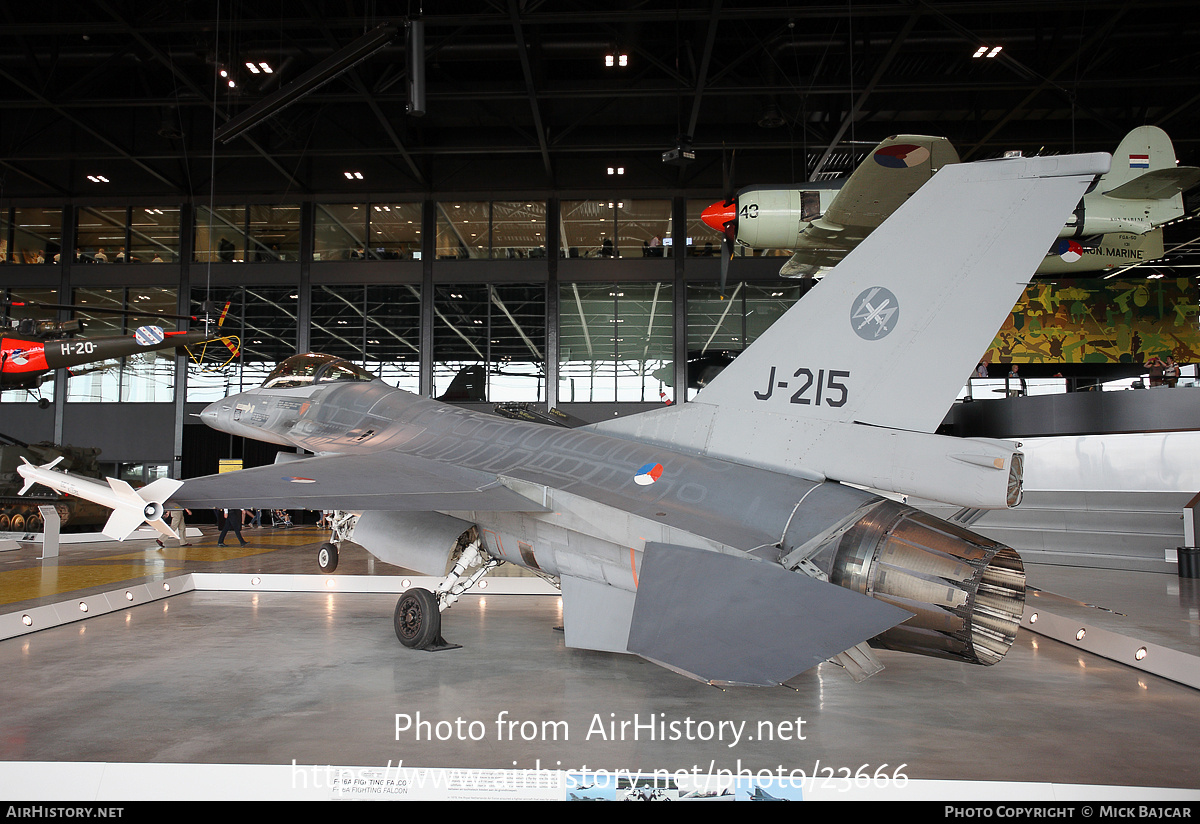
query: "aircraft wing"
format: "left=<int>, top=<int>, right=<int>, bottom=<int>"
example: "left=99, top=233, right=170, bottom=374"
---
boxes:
left=820, top=135, right=958, bottom=227
left=776, top=238, right=855, bottom=276
left=168, top=450, right=548, bottom=512
left=776, top=135, right=960, bottom=276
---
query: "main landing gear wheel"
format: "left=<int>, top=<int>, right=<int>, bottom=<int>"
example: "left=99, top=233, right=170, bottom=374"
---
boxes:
left=394, top=588, right=444, bottom=649
left=317, top=542, right=338, bottom=573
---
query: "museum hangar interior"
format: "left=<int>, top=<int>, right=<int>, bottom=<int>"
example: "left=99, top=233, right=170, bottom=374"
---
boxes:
left=1, top=2, right=1199, bottom=799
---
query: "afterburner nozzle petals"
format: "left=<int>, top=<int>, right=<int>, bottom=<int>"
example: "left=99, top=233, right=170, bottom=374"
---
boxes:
left=701, top=199, right=737, bottom=235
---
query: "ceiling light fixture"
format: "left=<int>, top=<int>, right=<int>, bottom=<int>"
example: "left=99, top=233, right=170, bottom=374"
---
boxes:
left=216, top=23, right=398, bottom=143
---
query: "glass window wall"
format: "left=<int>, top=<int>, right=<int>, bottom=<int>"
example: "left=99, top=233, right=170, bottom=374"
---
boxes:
left=130, top=207, right=181, bottom=263
left=367, top=203, right=422, bottom=260
left=560, top=200, right=613, bottom=259
left=434, top=201, right=547, bottom=260
left=684, top=282, right=807, bottom=399
left=435, top=201, right=489, bottom=259
left=195, top=206, right=249, bottom=262
left=314, top=203, right=367, bottom=260
left=248, top=204, right=301, bottom=261
left=65, top=287, right=179, bottom=402
left=75, top=207, right=128, bottom=263
left=560, top=199, right=672, bottom=258
left=559, top=282, right=674, bottom=402
left=433, top=284, right=545, bottom=401
left=315, top=202, right=422, bottom=260
left=310, top=284, right=421, bottom=392
left=3, top=207, right=63, bottom=264
left=617, top=200, right=672, bottom=258
left=196, top=205, right=299, bottom=262
left=491, top=201, right=548, bottom=259
left=186, top=287, right=299, bottom=401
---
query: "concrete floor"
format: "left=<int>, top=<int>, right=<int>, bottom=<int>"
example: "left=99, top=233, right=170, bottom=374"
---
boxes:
left=1, top=524, right=1198, bottom=800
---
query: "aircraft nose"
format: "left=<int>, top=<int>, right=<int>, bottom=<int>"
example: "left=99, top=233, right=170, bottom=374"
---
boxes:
left=199, top=400, right=222, bottom=428
left=701, top=199, right=737, bottom=235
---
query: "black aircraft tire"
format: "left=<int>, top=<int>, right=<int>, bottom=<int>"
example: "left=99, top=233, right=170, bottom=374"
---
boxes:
left=394, top=588, right=441, bottom=649
left=317, top=542, right=339, bottom=573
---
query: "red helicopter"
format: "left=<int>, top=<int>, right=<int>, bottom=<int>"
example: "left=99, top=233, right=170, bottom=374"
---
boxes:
left=1, top=299, right=237, bottom=406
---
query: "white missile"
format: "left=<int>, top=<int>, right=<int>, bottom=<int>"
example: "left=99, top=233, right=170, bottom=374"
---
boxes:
left=17, top=458, right=183, bottom=541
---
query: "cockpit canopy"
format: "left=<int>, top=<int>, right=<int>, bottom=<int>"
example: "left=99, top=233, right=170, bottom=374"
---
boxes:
left=261, top=353, right=377, bottom=389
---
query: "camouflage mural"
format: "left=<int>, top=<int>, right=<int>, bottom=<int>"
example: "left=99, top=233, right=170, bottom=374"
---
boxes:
left=984, top=278, right=1200, bottom=366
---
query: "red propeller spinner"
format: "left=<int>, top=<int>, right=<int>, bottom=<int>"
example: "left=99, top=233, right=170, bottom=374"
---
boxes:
left=701, top=198, right=737, bottom=238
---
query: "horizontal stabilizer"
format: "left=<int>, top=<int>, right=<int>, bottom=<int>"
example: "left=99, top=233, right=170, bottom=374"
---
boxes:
left=1103, top=166, right=1200, bottom=200
left=626, top=543, right=911, bottom=686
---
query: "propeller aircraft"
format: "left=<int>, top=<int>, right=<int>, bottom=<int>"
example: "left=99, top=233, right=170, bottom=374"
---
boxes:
left=704, top=126, right=1199, bottom=279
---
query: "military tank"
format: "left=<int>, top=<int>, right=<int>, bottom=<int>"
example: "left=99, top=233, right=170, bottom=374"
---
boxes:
left=0, top=431, right=109, bottom=532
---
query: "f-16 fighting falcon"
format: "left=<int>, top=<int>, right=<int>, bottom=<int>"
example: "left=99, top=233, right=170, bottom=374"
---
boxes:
left=20, top=150, right=1111, bottom=687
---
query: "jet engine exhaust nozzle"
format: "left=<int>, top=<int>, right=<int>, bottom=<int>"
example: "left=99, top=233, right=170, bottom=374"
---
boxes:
left=830, top=502, right=1027, bottom=667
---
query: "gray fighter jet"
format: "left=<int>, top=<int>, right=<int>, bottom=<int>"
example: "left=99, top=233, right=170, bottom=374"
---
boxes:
left=20, top=151, right=1109, bottom=686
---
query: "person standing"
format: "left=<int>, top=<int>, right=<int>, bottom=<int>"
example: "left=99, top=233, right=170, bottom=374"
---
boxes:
left=1006, top=364, right=1025, bottom=397
left=1147, top=356, right=1165, bottom=387
left=1165, top=357, right=1181, bottom=388
left=217, top=507, right=248, bottom=547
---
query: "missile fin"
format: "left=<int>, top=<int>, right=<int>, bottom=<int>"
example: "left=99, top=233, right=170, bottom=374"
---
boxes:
left=103, top=508, right=150, bottom=542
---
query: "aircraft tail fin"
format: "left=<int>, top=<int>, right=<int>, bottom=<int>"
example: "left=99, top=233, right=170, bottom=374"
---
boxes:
left=1100, top=126, right=1182, bottom=192
left=693, top=152, right=1110, bottom=433
left=436, top=364, right=487, bottom=402
left=1093, top=126, right=1200, bottom=226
